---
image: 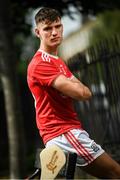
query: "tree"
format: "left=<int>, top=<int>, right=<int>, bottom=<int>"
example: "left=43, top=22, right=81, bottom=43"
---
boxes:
left=8, top=0, right=120, bottom=39
left=89, top=10, right=120, bottom=45
left=0, top=0, right=26, bottom=178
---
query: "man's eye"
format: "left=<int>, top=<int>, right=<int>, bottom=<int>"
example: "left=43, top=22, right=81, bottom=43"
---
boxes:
left=56, top=25, right=61, bottom=28
left=44, top=27, right=51, bottom=31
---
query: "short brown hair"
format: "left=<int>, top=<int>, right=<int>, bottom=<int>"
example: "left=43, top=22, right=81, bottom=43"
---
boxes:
left=35, top=7, right=61, bottom=25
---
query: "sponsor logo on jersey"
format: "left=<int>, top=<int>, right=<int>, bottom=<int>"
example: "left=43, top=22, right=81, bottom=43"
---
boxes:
left=59, top=64, right=66, bottom=75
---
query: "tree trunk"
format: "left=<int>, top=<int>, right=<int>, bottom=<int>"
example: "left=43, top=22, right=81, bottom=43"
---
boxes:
left=0, top=0, right=26, bottom=178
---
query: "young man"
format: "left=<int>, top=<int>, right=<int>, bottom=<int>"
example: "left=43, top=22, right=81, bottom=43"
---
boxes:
left=27, top=7, right=120, bottom=178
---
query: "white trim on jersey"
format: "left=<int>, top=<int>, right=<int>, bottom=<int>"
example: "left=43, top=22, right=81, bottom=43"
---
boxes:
left=41, top=52, right=51, bottom=62
left=31, top=93, right=36, bottom=108
left=38, top=49, right=59, bottom=59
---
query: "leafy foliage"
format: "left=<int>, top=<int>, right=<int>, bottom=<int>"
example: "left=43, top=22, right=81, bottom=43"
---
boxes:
left=9, top=0, right=120, bottom=61
left=10, top=0, right=120, bottom=36
left=89, top=10, right=120, bottom=45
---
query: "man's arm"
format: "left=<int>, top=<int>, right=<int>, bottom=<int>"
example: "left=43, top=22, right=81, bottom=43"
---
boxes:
left=52, top=74, right=92, bottom=101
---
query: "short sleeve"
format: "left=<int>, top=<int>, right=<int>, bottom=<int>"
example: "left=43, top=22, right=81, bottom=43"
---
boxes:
left=34, top=60, right=62, bottom=86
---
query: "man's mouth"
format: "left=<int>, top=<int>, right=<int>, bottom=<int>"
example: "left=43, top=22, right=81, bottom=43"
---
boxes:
left=51, top=37, right=60, bottom=42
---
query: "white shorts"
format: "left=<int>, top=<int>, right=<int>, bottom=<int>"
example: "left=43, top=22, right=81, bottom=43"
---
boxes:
left=46, top=129, right=104, bottom=166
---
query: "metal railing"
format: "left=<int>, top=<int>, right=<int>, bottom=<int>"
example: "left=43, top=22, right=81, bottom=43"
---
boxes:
left=68, top=34, right=120, bottom=161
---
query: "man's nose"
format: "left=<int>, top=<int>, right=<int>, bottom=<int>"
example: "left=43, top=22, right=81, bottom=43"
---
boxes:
left=52, top=28, right=57, bottom=36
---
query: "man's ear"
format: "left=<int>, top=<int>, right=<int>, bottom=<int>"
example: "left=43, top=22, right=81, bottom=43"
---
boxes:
left=34, top=27, right=41, bottom=38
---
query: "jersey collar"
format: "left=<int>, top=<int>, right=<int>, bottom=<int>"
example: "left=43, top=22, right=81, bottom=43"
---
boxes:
left=38, top=49, right=59, bottom=59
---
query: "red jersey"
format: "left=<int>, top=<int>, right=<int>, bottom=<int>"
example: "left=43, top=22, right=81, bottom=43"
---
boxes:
left=27, top=50, right=82, bottom=144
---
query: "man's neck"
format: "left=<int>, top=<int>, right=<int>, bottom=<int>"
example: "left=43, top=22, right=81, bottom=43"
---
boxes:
left=40, top=45, right=58, bottom=56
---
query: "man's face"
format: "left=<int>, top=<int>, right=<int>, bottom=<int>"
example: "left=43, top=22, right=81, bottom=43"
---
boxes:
left=35, top=18, right=63, bottom=48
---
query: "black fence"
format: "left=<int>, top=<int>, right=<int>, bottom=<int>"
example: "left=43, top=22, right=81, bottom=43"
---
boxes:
left=68, top=34, right=120, bottom=162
